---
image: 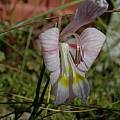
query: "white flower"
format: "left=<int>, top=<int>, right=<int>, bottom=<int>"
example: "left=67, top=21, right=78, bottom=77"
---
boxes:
left=39, top=0, right=108, bottom=105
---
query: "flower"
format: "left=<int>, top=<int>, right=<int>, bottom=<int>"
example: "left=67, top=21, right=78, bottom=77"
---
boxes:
left=39, top=0, right=108, bottom=105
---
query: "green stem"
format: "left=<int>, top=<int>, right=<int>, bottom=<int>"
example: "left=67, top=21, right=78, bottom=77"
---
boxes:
left=28, top=62, right=45, bottom=120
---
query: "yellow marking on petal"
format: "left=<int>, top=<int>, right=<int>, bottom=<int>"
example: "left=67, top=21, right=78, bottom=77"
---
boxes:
left=73, top=71, right=85, bottom=85
left=59, top=64, right=72, bottom=88
left=59, top=74, right=69, bottom=88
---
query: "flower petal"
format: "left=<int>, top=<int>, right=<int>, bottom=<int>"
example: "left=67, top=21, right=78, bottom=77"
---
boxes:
left=66, top=28, right=106, bottom=72
left=39, top=27, right=60, bottom=85
left=68, top=51, right=90, bottom=100
left=40, top=27, right=60, bottom=71
left=72, top=78, right=90, bottom=99
left=50, top=69, right=60, bottom=86
left=61, top=0, right=108, bottom=35
left=78, top=28, right=106, bottom=72
left=53, top=75, right=69, bottom=105
left=54, top=43, right=90, bottom=104
left=53, top=43, right=70, bottom=104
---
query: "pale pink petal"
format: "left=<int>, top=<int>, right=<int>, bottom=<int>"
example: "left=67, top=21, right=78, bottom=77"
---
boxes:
left=66, top=28, right=105, bottom=72
left=61, top=0, right=108, bottom=35
left=39, top=27, right=60, bottom=72
left=39, top=27, right=60, bottom=85
left=77, top=27, right=106, bottom=72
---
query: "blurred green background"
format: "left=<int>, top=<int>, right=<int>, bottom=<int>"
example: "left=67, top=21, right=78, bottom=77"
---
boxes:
left=0, top=0, right=120, bottom=119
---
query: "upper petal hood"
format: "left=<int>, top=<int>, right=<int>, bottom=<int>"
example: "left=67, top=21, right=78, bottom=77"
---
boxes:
left=61, top=0, right=108, bottom=36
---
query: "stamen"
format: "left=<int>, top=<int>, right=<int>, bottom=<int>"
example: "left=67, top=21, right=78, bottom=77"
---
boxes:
left=60, top=32, right=85, bottom=66
left=75, top=44, right=81, bottom=66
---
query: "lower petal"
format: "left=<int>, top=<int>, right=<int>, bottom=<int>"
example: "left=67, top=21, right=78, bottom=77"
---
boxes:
left=72, top=72, right=90, bottom=100
left=53, top=75, right=69, bottom=105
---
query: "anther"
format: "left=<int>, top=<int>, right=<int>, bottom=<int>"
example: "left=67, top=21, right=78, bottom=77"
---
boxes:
left=74, top=44, right=81, bottom=66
